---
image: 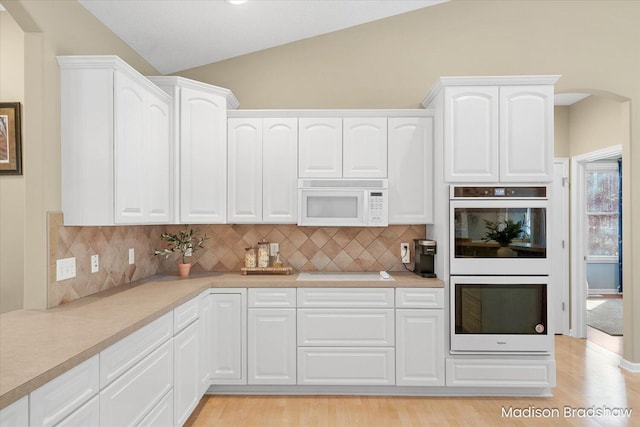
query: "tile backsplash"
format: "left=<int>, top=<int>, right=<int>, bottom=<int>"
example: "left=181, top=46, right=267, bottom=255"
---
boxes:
left=48, top=212, right=426, bottom=308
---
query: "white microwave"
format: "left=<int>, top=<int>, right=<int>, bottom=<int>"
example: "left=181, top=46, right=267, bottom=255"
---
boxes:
left=298, top=179, right=388, bottom=227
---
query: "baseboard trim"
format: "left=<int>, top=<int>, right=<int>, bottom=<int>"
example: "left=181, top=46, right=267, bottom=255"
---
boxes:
left=619, top=358, right=640, bottom=373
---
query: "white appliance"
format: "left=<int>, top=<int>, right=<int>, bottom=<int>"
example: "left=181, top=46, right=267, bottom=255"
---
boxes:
left=450, top=275, right=552, bottom=354
left=298, top=179, right=388, bottom=227
left=449, top=185, right=550, bottom=276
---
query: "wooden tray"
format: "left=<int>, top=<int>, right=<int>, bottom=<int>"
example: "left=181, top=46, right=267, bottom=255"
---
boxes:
left=240, top=266, right=293, bottom=275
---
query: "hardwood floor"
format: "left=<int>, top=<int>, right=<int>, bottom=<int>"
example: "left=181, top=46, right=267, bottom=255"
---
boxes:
left=186, top=336, right=640, bottom=426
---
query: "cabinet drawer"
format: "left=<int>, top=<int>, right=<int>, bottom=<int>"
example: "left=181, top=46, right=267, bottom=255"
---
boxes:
left=174, top=295, right=200, bottom=333
left=396, top=288, right=444, bottom=309
left=100, top=311, right=173, bottom=387
left=446, top=358, right=556, bottom=388
left=138, top=390, right=173, bottom=427
left=298, top=309, right=394, bottom=346
left=30, top=355, right=99, bottom=427
left=297, top=288, right=394, bottom=308
left=55, top=395, right=99, bottom=427
left=248, top=288, right=296, bottom=308
left=298, top=347, right=395, bottom=385
left=100, top=339, right=174, bottom=427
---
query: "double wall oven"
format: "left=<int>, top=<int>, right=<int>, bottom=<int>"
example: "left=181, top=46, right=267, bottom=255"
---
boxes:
left=449, top=186, right=552, bottom=354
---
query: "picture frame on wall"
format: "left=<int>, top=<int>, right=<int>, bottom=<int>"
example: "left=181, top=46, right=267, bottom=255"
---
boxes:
left=0, top=102, right=23, bottom=175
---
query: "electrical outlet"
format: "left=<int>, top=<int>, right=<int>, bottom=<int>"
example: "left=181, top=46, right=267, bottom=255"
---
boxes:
left=56, top=257, right=76, bottom=281
left=128, top=248, right=135, bottom=265
left=91, top=254, right=99, bottom=273
left=400, top=243, right=410, bottom=264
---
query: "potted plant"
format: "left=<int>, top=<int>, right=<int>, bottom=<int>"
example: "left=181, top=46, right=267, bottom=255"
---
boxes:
left=482, top=218, right=525, bottom=257
left=154, top=226, right=209, bottom=277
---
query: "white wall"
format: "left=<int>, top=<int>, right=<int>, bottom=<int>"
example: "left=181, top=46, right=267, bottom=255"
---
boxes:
left=0, top=10, right=25, bottom=313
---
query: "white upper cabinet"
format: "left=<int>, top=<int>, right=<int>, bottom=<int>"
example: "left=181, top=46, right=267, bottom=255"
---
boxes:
left=149, top=76, right=239, bottom=224
left=443, top=86, right=499, bottom=182
left=227, top=117, right=298, bottom=223
left=298, top=118, right=343, bottom=178
left=499, top=85, right=554, bottom=182
left=424, top=76, right=559, bottom=184
left=262, top=118, right=298, bottom=223
left=59, top=55, right=172, bottom=225
left=343, top=118, right=387, bottom=178
left=388, top=117, right=434, bottom=224
left=228, top=118, right=263, bottom=223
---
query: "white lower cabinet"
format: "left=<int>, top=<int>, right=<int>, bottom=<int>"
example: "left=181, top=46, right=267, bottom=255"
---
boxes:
left=297, top=347, right=395, bottom=385
left=138, top=390, right=174, bottom=427
left=296, top=288, right=396, bottom=386
left=0, top=396, right=28, bottom=427
left=30, top=355, right=99, bottom=427
left=446, top=358, right=556, bottom=388
left=211, top=290, right=247, bottom=384
left=198, top=292, right=213, bottom=395
left=55, top=395, right=99, bottom=427
left=174, top=320, right=201, bottom=427
left=395, top=288, right=445, bottom=387
left=396, top=309, right=445, bottom=386
left=248, top=308, right=297, bottom=384
left=297, top=309, right=395, bottom=347
left=100, top=339, right=174, bottom=427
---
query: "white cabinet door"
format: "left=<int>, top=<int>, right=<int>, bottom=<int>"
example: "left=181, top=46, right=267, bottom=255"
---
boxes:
left=211, top=292, right=247, bottom=384
left=388, top=117, right=433, bottom=224
left=263, top=118, right=298, bottom=223
left=228, top=118, right=263, bottom=223
left=115, top=70, right=147, bottom=223
left=146, top=90, right=172, bottom=223
left=298, top=118, right=342, bottom=178
left=444, top=86, right=499, bottom=182
left=499, top=85, right=554, bottom=182
left=59, top=57, right=172, bottom=225
left=180, top=87, right=227, bottom=223
left=248, top=308, right=296, bottom=385
left=174, top=320, right=200, bottom=427
left=343, top=118, right=387, bottom=178
left=396, top=309, right=445, bottom=386
left=199, top=293, right=212, bottom=396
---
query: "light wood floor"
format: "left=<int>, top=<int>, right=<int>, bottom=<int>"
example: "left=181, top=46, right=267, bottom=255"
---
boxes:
left=186, top=336, right=640, bottom=426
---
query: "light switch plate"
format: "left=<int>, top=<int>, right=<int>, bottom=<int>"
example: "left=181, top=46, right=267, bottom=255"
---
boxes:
left=128, top=248, right=135, bottom=265
left=56, top=257, right=76, bottom=281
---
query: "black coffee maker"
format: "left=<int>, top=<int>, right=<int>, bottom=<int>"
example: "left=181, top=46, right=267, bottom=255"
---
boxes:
left=414, top=239, right=436, bottom=278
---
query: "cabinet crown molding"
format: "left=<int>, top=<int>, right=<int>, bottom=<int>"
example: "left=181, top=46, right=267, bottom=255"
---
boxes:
left=421, top=75, right=561, bottom=108
left=56, top=55, right=170, bottom=101
left=147, top=76, right=240, bottom=110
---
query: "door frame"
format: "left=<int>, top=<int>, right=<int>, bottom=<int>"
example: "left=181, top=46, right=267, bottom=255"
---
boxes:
left=570, top=145, right=622, bottom=338
left=552, top=159, right=570, bottom=335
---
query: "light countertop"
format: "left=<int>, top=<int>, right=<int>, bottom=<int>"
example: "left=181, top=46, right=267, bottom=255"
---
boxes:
left=0, top=271, right=443, bottom=409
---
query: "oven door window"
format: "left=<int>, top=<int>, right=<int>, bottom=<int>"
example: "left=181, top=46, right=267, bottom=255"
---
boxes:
left=454, top=207, right=546, bottom=258
left=455, top=283, right=547, bottom=335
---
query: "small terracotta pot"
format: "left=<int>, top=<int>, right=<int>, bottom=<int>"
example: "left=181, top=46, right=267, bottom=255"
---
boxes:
left=178, top=263, right=192, bottom=277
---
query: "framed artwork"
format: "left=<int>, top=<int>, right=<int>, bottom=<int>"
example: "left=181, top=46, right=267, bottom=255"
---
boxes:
left=0, top=102, right=23, bottom=175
